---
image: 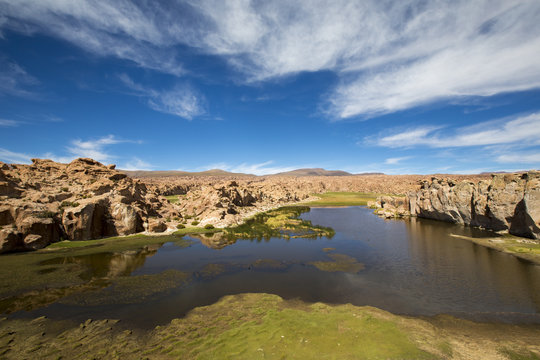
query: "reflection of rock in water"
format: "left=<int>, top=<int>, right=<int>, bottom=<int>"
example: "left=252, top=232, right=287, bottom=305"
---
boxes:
left=106, top=245, right=160, bottom=277
left=40, top=245, right=160, bottom=279
left=3, top=246, right=163, bottom=313
left=194, top=233, right=237, bottom=249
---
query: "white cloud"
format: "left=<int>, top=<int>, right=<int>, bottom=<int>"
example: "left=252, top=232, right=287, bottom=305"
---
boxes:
left=1, top=135, right=143, bottom=165
left=497, top=153, right=540, bottom=164
left=119, top=74, right=205, bottom=120
left=375, top=112, right=540, bottom=148
left=0, top=119, right=21, bottom=127
left=0, top=0, right=184, bottom=75
left=66, top=135, right=129, bottom=162
left=0, top=59, right=38, bottom=98
left=0, top=148, right=31, bottom=164
left=384, top=156, right=411, bottom=165
left=202, top=160, right=302, bottom=176
left=2, top=1, right=540, bottom=117
left=121, top=157, right=153, bottom=170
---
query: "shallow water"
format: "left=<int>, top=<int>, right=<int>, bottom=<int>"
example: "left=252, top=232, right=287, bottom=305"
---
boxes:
left=8, top=207, right=540, bottom=328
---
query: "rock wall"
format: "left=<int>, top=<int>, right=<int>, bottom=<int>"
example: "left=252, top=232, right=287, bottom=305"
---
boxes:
left=408, top=172, right=540, bottom=239
left=0, top=158, right=179, bottom=253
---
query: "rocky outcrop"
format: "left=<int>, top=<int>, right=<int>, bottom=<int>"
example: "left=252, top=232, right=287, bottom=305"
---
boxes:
left=0, top=158, right=180, bottom=253
left=368, top=196, right=410, bottom=218
left=408, top=172, right=540, bottom=239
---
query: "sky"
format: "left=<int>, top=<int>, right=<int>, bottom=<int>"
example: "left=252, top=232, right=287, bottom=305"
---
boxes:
left=1, top=0, right=540, bottom=175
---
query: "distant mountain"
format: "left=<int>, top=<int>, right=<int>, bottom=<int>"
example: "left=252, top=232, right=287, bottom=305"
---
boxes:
left=122, top=167, right=386, bottom=178
left=121, top=169, right=255, bottom=178
left=273, top=168, right=353, bottom=177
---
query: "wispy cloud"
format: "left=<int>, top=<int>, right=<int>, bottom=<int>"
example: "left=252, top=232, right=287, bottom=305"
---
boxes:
left=497, top=153, right=540, bottom=164
left=66, top=135, right=127, bottom=162
left=2, top=1, right=540, bottom=118
left=0, top=0, right=184, bottom=75
left=373, top=113, right=540, bottom=148
left=0, top=119, right=22, bottom=127
left=119, top=74, right=205, bottom=120
left=191, top=1, right=540, bottom=116
left=384, top=156, right=411, bottom=165
left=43, top=135, right=139, bottom=163
left=201, top=160, right=302, bottom=176
left=1, top=135, right=146, bottom=165
left=0, top=59, right=39, bottom=98
left=121, top=157, right=153, bottom=170
left=0, top=148, right=31, bottom=163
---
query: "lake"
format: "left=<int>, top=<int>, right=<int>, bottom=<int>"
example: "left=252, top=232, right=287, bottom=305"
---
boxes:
left=6, top=206, right=540, bottom=329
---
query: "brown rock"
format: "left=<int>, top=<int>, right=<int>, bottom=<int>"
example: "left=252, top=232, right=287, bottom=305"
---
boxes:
left=148, top=219, right=167, bottom=233
left=23, top=234, right=48, bottom=250
left=0, top=228, right=23, bottom=253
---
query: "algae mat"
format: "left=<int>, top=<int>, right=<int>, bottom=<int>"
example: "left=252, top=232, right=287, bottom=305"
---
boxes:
left=1, top=293, right=539, bottom=359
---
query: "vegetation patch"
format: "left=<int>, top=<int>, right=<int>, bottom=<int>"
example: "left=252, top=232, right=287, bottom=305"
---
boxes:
left=303, top=192, right=383, bottom=206
left=174, top=227, right=222, bottom=236
left=164, top=195, right=180, bottom=204
left=224, top=206, right=334, bottom=240
left=309, top=253, right=365, bottom=273
left=0, top=293, right=539, bottom=359
left=450, top=233, right=540, bottom=265
left=60, top=269, right=190, bottom=306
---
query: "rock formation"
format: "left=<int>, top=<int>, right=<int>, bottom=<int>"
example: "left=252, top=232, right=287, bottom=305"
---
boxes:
left=372, top=172, right=540, bottom=239
left=409, top=172, right=540, bottom=239
left=0, top=158, right=179, bottom=253
left=0, top=157, right=494, bottom=253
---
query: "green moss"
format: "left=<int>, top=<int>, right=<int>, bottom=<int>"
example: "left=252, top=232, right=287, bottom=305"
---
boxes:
left=2, top=293, right=540, bottom=359
left=152, top=293, right=433, bottom=359
left=450, top=234, right=540, bottom=265
left=303, top=192, right=382, bottom=206
left=165, top=195, right=180, bottom=204
left=225, top=206, right=334, bottom=240
left=174, top=227, right=222, bottom=236
left=309, top=253, right=365, bottom=273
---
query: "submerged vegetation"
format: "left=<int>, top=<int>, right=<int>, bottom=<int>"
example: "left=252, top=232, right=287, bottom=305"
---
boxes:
left=305, top=191, right=382, bottom=206
left=224, top=206, right=335, bottom=240
left=309, top=252, right=365, bottom=273
left=1, top=293, right=539, bottom=359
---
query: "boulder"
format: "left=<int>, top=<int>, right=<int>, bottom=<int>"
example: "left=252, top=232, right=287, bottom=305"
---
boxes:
left=0, top=229, right=23, bottom=253
left=23, top=234, right=48, bottom=250
left=19, top=217, right=61, bottom=245
left=148, top=219, right=167, bottom=233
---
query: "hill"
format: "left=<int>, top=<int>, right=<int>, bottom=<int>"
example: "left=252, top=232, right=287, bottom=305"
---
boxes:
left=272, top=168, right=353, bottom=177
left=121, top=169, right=255, bottom=178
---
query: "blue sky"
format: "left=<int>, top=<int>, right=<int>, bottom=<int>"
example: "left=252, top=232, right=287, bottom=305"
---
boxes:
left=1, top=0, right=540, bottom=175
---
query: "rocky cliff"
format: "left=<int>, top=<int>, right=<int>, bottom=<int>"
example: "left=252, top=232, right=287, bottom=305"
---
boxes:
left=0, top=158, right=179, bottom=253
left=408, top=172, right=540, bottom=239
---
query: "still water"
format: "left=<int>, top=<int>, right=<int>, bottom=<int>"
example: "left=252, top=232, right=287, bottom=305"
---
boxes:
left=12, top=207, right=540, bottom=328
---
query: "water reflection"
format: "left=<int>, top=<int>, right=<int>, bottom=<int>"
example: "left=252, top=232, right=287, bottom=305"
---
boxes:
left=40, top=244, right=160, bottom=279
left=6, top=206, right=540, bottom=327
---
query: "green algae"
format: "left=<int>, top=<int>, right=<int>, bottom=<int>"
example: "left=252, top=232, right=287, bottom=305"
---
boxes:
left=1, top=293, right=538, bottom=359
left=59, top=269, right=190, bottom=306
left=309, top=253, right=365, bottom=273
left=450, top=233, right=540, bottom=265
left=225, top=206, right=335, bottom=240
left=303, top=192, right=383, bottom=207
